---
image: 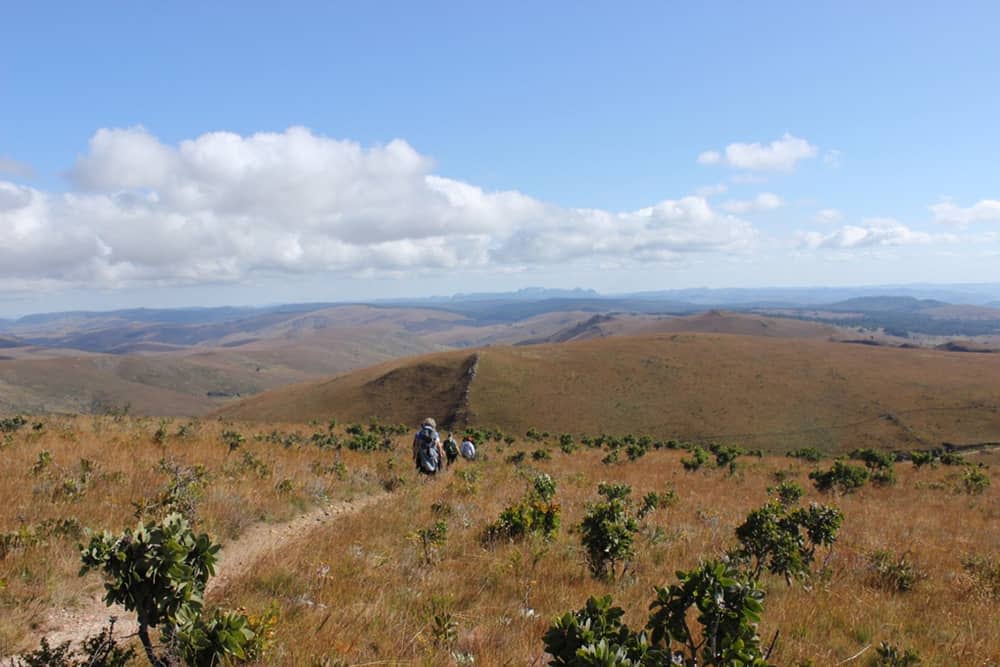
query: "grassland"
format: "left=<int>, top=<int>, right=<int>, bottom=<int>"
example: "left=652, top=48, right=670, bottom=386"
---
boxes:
left=217, top=333, right=1000, bottom=455
left=1, top=414, right=997, bottom=665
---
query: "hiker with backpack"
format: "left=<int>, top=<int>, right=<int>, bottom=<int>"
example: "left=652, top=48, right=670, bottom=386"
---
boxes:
left=460, top=435, right=476, bottom=461
left=413, top=417, right=447, bottom=476
left=443, top=432, right=459, bottom=465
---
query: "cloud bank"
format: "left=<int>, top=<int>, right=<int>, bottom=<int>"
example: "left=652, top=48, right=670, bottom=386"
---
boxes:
left=0, top=126, right=757, bottom=289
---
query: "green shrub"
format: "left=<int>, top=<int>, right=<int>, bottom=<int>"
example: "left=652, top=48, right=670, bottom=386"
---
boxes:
left=681, top=446, right=710, bottom=471
left=544, top=561, right=775, bottom=666
left=732, top=501, right=843, bottom=584
left=869, top=641, right=921, bottom=666
left=909, top=451, right=934, bottom=468
left=768, top=480, right=805, bottom=506
left=79, top=513, right=265, bottom=667
left=961, top=554, right=1000, bottom=599
left=871, top=467, right=897, bottom=487
left=809, top=460, right=869, bottom=494
left=786, top=447, right=823, bottom=462
left=867, top=549, right=923, bottom=593
left=483, top=474, right=561, bottom=544
left=939, top=451, right=965, bottom=466
left=962, top=467, right=990, bottom=495
left=849, top=448, right=894, bottom=470
left=579, top=482, right=667, bottom=580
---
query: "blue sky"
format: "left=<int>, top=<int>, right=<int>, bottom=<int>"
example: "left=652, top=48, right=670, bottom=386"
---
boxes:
left=1, top=2, right=999, bottom=315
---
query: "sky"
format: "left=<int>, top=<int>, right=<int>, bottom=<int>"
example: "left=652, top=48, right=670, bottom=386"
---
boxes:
left=1, top=1, right=999, bottom=316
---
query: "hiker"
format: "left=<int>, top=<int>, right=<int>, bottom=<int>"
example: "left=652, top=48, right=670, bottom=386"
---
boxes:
left=413, top=417, right=447, bottom=475
left=443, top=432, right=459, bottom=465
left=460, top=435, right=476, bottom=461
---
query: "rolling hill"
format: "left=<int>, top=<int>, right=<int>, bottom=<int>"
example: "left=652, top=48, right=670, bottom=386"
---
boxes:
left=215, top=333, right=1000, bottom=454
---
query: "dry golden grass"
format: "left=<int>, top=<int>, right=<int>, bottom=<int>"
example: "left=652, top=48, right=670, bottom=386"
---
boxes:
left=0, top=415, right=387, bottom=655
left=213, top=439, right=998, bottom=666
left=217, top=333, right=1000, bottom=455
left=2, top=415, right=997, bottom=665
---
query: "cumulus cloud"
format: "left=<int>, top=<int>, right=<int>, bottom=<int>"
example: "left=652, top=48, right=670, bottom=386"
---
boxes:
left=0, top=126, right=758, bottom=289
left=720, top=192, right=783, bottom=214
left=930, top=199, right=1000, bottom=226
left=698, top=133, right=818, bottom=172
left=797, top=217, right=950, bottom=250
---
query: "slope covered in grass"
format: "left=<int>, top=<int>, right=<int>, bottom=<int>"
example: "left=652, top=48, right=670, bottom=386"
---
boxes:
left=217, top=333, right=1000, bottom=454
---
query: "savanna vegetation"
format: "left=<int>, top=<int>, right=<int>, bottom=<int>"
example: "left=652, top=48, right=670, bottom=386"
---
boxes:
left=0, top=414, right=997, bottom=665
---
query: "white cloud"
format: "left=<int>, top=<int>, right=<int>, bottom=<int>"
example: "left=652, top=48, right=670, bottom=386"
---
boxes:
left=698, top=133, right=818, bottom=172
left=720, top=192, right=783, bottom=214
left=797, top=217, right=951, bottom=250
left=814, top=208, right=842, bottom=224
left=930, top=199, right=1000, bottom=226
left=0, top=155, right=35, bottom=179
left=0, top=126, right=759, bottom=290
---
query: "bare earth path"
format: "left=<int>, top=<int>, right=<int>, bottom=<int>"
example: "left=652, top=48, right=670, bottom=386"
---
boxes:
left=10, top=493, right=385, bottom=659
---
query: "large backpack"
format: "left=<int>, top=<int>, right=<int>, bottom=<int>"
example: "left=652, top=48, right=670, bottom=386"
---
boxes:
left=416, top=426, right=440, bottom=474
left=443, top=436, right=459, bottom=462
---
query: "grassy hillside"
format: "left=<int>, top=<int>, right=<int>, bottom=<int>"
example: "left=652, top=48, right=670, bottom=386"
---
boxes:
left=217, top=333, right=1000, bottom=454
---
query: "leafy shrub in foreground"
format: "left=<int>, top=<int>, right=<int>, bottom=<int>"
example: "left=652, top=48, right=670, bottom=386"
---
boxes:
left=483, top=474, right=560, bottom=544
left=79, top=513, right=265, bottom=667
left=580, top=482, right=668, bottom=580
left=731, top=500, right=843, bottom=584
left=544, top=561, right=774, bottom=666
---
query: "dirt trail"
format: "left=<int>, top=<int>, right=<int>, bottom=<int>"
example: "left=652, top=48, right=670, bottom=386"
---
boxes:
left=10, top=493, right=384, bottom=659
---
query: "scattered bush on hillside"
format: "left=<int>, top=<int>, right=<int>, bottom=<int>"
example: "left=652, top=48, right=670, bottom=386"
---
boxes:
left=452, top=467, right=481, bottom=496
left=221, top=429, right=245, bottom=454
left=580, top=482, right=668, bottom=580
left=413, top=520, right=448, bottom=564
left=506, top=451, right=526, bottom=465
left=938, top=451, right=965, bottom=466
left=543, top=561, right=775, bottom=666
left=908, top=450, right=935, bottom=468
left=809, top=460, right=869, bottom=494
left=681, top=446, right=711, bottom=471
left=768, top=480, right=805, bottom=507
left=17, top=619, right=135, bottom=667
left=731, top=500, right=843, bottom=585
left=483, top=474, right=560, bottom=544
left=868, top=641, right=922, bottom=666
left=786, top=447, right=824, bottom=463
left=526, top=427, right=543, bottom=442
left=133, top=459, right=209, bottom=522
left=848, top=449, right=897, bottom=486
left=532, top=448, right=552, bottom=462
left=0, top=414, right=28, bottom=433
left=849, top=448, right=894, bottom=470
left=711, top=443, right=745, bottom=472
left=79, top=513, right=268, bottom=667
left=962, top=467, right=990, bottom=495
left=866, top=549, right=924, bottom=593
left=961, top=554, right=1000, bottom=599
left=558, top=433, right=577, bottom=454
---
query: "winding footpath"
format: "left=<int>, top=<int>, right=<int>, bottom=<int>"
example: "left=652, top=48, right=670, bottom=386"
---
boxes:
left=7, top=493, right=384, bottom=661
